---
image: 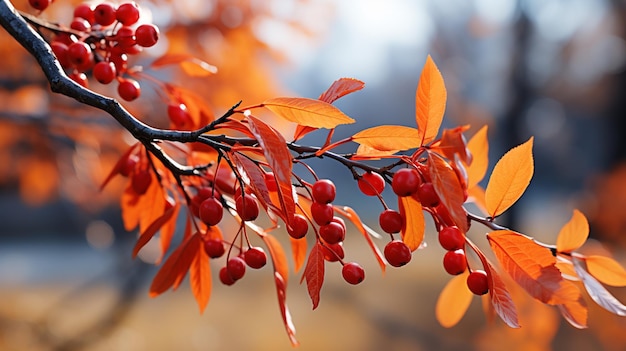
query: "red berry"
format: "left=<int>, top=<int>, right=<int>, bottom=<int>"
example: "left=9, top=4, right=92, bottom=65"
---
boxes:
left=244, top=247, right=267, bottom=269
left=93, top=61, right=116, bottom=84
left=219, top=266, right=235, bottom=286
left=119, top=154, right=138, bottom=177
left=204, top=238, right=225, bottom=258
left=417, top=182, right=439, bottom=207
left=311, top=202, right=333, bottom=225
left=69, top=71, right=88, bottom=88
left=29, top=0, right=51, bottom=11
left=54, top=33, right=77, bottom=46
left=379, top=209, right=403, bottom=234
left=438, top=226, right=465, bottom=251
left=74, top=3, right=94, bottom=24
left=319, top=221, right=345, bottom=244
left=392, top=168, right=420, bottom=196
left=342, top=262, right=365, bottom=285
left=67, top=41, right=93, bottom=70
left=51, top=42, right=71, bottom=68
left=312, top=179, right=336, bottom=204
left=199, top=197, right=223, bottom=226
left=287, top=214, right=308, bottom=239
left=358, top=172, right=385, bottom=196
left=94, top=2, right=117, bottom=26
left=116, top=2, right=140, bottom=26
left=215, top=167, right=237, bottom=195
left=226, top=256, right=246, bottom=280
left=114, top=26, right=136, bottom=48
left=443, top=249, right=467, bottom=275
left=384, top=240, right=412, bottom=267
left=235, top=194, right=259, bottom=221
left=322, top=243, right=344, bottom=262
left=117, top=78, right=141, bottom=101
left=135, top=24, right=159, bottom=47
left=131, top=169, right=152, bottom=194
left=70, top=17, right=91, bottom=32
left=109, top=52, right=128, bottom=73
left=467, top=270, right=489, bottom=295
left=167, top=103, right=192, bottom=127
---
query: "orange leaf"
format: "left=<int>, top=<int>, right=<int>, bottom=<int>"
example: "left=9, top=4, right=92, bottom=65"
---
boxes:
left=337, top=206, right=386, bottom=273
left=415, top=55, right=447, bottom=145
left=290, top=236, right=308, bottom=273
left=301, top=243, right=325, bottom=309
left=466, top=125, right=489, bottom=188
left=467, top=239, right=520, bottom=328
left=151, top=53, right=217, bottom=76
left=428, top=153, right=468, bottom=232
left=292, top=125, right=317, bottom=141
left=432, top=125, right=472, bottom=164
left=262, top=234, right=290, bottom=286
left=487, top=230, right=580, bottom=305
left=149, top=233, right=200, bottom=297
left=158, top=200, right=181, bottom=263
left=351, top=125, right=422, bottom=152
left=556, top=209, right=589, bottom=253
left=573, top=258, right=625, bottom=317
left=263, top=97, right=355, bottom=129
left=586, top=255, right=626, bottom=287
left=190, top=239, right=212, bottom=313
left=232, top=153, right=274, bottom=213
left=398, top=194, right=425, bottom=251
left=485, top=137, right=534, bottom=218
left=318, top=77, right=365, bottom=104
left=132, top=202, right=178, bottom=258
left=557, top=299, right=588, bottom=329
left=274, top=272, right=299, bottom=347
left=353, top=144, right=399, bottom=159
left=100, top=143, right=139, bottom=191
left=436, top=271, right=473, bottom=328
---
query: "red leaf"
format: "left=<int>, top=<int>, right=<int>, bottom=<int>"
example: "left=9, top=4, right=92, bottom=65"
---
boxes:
left=428, top=153, right=468, bottom=232
left=318, top=77, right=365, bottom=104
left=149, top=233, right=200, bottom=297
left=132, top=201, right=178, bottom=258
left=487, top=230, right=581, bottom=305
left=466, top=239, right=520, bottom=328
left=292, top=125, right=317, bottom=141
left=232, top=153, right=277, bottom=216
left=301, top=243, right=325, bottom=309
left=247, top=115, right=295, bottom=226
left=190, top=239, right=212, bottom=313
left=274, top=272, right=299, bottom=347
left=415, top=55, right=447, bottom=145
left=290, top=236, right=308, bottom=273
left=151, top=53, right=217, bottom=76
left=398, top=194, right=425, bottom=251
left=431, top=125, right=472, bottom=164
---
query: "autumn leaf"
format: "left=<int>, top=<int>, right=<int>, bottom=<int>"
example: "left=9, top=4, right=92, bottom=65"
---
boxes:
left=100, top=143, right=139, bottom=191
left=351, top=125, right=422, bottom=152
left=151, top=53, right=218, bottom=76
left=466, top=125, right=489, bottom=188
left=318, top=77, right=365, bottom=104
left=398, top=194, right=425, bottom=251
left=262, top=234, right=290, bottom=286
left=290, top=236, right=308, bottom=273
left=232, top=153, right=275, bottom=215
left=263, top=97, right=355, bottom=129
left=557, top=300, right=588, bottom=329
left=485, top=137, right=534, bottom=218
left=190, top=239, right=212, bottom=313
left=353, top=144, right=399, bottom=159
left=415, top=55, right=447, bottom=145
left=432, top=125, right=472, bottom=164
left=436, top=271, right=473, bottom=328
left=149, top=233, right=200, bottom=297
left=467, top=239, right=520, bottom=328
left=132, top=202, right=178, bottom=258
left=274, top=272, right=299, bottom=347
left=573, top=258, right=626, bottom=316
left=428, top=153, right=468, bottom=232
left=556, top=209, right=589, bottom=253
left=487, top=230, right=580, bottom=305
left=585, top=255, right=626, bottom=287
left=301, top=243, right=325, bottom=309
left=338, top=206, right=386, bottom=273
left=292, top=125, right=317, bottom=141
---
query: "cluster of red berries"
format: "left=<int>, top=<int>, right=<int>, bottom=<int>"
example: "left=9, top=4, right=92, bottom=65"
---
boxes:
left=309, top=179, right=365, bottom=285
left=438, top=225, right=487, bottom=295
left=29, top=0, right=160, bottom=101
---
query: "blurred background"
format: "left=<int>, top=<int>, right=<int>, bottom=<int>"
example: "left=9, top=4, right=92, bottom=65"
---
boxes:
left=1, top=0, right=626, bottom=350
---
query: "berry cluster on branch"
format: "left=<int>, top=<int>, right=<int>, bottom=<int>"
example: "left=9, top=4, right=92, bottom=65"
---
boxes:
left=2, top=0, right=626, bottom=347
